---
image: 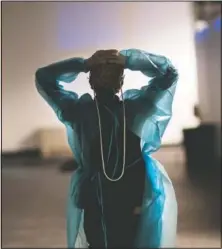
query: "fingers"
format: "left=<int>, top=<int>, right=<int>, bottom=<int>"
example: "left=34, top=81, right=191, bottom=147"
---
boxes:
left=104, top=49, right=119, bottom=55
left=98, top=49, right=118, bottom=54
left=96, top=56, right=124, bottom=65
left=89, top=49, right=125, bottom=68
left=106, top=58, right=124, bottom=65
left=95, top=49, right=119, bottom=57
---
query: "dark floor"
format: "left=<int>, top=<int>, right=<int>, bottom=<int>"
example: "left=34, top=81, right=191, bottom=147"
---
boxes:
left=1, top=147, right=221, bottom=248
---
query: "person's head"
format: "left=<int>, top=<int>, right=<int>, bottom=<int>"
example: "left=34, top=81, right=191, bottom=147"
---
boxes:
left=89, top=63, right=124, bottom=95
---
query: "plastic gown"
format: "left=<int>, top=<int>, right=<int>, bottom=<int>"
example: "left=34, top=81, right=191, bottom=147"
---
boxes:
left=35, top=49, right=178, bottom=248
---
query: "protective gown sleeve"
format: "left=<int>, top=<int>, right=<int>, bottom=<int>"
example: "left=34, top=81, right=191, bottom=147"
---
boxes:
left=35, top=58, right=87, bottom=123
left=120, top=49, right=178, bottom=152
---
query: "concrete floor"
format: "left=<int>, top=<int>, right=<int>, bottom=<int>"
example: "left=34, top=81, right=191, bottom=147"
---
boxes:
left=2, top=147, right=221, bottom=248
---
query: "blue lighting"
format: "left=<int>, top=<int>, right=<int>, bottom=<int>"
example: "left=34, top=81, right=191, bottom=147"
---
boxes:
left=57, top=3, right=124, bottom=51
left=213, top=16, right=221, bottom=32
left=195, top=27, right=210, bottom=42
left=195, top=16, right=221, bottom=43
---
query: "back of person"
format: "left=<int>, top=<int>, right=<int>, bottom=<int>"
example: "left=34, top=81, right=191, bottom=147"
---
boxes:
left=82, top=97, right=145, bottom=247
left=35, top=48, right=178, bottom=248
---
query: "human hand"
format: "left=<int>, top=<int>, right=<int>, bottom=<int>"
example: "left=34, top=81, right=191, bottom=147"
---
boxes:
left=86, top=49, right=125, bottom=70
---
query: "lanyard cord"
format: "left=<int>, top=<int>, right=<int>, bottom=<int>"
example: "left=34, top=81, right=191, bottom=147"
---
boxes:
left=94, top=87, right=126, bottom=182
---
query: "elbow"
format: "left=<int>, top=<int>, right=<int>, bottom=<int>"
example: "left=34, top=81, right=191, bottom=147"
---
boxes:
left=35, top=67, right=49, bottom=87
left=35, top=67, right=44, bottom=81
left=160, top=65, right=178, bottom=90
left=166, top=63, right=179, bottom=82
left=35, top=68, right=42, bottom=83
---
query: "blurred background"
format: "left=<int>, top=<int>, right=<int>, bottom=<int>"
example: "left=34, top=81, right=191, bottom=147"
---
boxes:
left=1, top=1, right=221, bottom=248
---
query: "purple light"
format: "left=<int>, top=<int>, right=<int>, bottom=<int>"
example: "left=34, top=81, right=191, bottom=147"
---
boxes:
left=57, top=3, right=124, bottom=51
left=213, top=16, right=221, bottom=32
left=195, top=28, right=210, bottom=42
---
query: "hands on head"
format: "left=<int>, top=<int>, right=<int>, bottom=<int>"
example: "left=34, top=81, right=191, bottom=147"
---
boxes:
left=86, top=50, right=125, bottom=94
left=86, top=49, right=125, bottom=70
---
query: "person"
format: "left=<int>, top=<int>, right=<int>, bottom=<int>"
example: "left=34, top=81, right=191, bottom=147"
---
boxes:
left=35, top=49, right=178, bottom=248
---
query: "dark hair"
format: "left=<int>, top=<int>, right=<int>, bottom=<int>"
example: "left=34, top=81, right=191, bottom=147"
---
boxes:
left=89, top=63, right=124, bottom=94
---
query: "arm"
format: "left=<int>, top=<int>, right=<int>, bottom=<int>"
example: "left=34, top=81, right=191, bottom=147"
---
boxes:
left=120, top=49, right=178, bottom=146
left=35, top=58, right=88, bottom=123
left=121, top=48, right=178, bottom=93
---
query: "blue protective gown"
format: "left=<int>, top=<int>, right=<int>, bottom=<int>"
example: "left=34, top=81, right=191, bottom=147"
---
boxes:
left=35, top=49, right=178, bottom=248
